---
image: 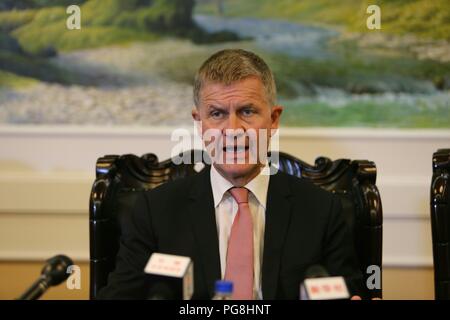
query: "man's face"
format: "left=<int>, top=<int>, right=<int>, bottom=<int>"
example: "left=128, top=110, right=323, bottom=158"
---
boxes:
left=192, top=76, right=283, bottom=182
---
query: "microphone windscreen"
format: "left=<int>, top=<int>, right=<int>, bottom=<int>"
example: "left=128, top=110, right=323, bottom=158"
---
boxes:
left=304, top=265, right=329, bottom=278
left=147, top=282, right=175, bottom=300
left=41, top=255, right=73, bottom=285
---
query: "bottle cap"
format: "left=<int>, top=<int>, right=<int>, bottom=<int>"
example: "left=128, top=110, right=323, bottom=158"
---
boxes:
left=215, top=280, right=233, bottom=294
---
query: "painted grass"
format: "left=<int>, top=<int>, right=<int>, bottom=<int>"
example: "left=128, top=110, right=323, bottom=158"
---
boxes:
left=281, top=97, right=450, bottom=128
left=195, top=0, right=450, bottom=40
left=0, top=70, right=38, bottom=88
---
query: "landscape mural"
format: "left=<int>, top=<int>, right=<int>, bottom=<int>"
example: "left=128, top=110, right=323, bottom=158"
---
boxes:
left=0, top=0, right=449, bottom=127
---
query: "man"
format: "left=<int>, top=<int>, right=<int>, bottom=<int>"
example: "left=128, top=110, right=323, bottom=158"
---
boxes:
left=97, top=49, right=364, bottom=299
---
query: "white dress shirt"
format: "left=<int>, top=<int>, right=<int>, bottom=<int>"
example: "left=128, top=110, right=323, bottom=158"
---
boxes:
left=210, top=164, right=270, bottom=300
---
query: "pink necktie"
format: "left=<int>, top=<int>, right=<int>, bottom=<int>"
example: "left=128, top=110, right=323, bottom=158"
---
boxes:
left=224, top=187, right=254, bottom=300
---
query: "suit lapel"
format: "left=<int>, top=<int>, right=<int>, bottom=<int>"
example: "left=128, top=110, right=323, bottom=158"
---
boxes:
left=187, top=167, right=293, bottom=299
left=188, top=167, right=221, bottom=297
left=262, top=171, right=293, bottom=299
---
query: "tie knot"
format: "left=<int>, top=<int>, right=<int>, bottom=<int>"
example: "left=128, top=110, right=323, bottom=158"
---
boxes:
left=229, top=187, right=249, bottom=204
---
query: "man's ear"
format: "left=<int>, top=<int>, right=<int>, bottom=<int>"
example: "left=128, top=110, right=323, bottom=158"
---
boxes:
left=270, top=105, right=283, bottom=130
left=192, top=107, right=201, bottom=121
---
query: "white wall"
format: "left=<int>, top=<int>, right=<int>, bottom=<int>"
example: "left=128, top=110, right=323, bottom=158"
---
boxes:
left=0, top=125, right=449, bottom=267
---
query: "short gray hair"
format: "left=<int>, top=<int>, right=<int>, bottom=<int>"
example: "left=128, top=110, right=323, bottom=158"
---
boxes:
left=193, top=49, right=277, bottom=107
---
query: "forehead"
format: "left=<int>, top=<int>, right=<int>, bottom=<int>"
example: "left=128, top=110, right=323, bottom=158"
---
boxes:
left=199, top=77, right=267, bottom=104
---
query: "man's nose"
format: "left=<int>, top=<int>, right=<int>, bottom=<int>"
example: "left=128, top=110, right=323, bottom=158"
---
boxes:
left=224, top=112, right=244, bottom=132
left=222, top=113, right=246, bottom=145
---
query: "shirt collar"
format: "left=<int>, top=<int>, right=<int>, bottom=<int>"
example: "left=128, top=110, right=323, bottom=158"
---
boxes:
left=210, top=163, right=270, bottom=209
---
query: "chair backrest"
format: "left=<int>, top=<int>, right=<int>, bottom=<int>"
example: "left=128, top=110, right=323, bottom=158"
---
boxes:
left=430, top=149, right=450, bottom=300
left=89, top=150, right=383, bottom=299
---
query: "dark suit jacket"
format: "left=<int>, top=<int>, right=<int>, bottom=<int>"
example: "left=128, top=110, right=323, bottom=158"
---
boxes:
left=97, top=166, right=364, bottom=299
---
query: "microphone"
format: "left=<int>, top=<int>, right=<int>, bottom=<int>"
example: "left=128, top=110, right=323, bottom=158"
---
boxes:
left=147, top=282, right=176, bottom=300
left=300, top=265, right=350, bottom=300
left=144, top=253, right=194, bottom=300
left=17, top=254, right=73, bottom=300
left=304, top=265, right=330, bottom=278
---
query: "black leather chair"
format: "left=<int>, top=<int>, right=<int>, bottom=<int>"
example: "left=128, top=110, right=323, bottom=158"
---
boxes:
left=430, top=149, right=450, bottom=300
left=89, top=150, right=383, bottom=299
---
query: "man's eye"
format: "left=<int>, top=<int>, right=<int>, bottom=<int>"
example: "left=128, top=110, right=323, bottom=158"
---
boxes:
left=210, top=110, right=223, bottom=119
left=241, top=108, right=255, bottom=116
